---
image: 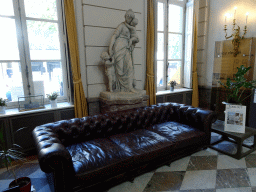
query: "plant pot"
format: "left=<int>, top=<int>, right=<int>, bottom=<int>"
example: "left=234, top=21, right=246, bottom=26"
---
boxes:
left=170, top=86, right=174, bottom=91
left=0, top=106, right=6, bottom=114
left=50, top=99, right=57, bottom=108
left=9, top=177, right=31, bottom=192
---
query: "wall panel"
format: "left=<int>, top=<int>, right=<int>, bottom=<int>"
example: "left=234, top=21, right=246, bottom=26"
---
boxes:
left=80, top=0, right=146, bottom=99
left=83, top=5, right=143, bottom=30
left=82, top=0, right=144, bottom=13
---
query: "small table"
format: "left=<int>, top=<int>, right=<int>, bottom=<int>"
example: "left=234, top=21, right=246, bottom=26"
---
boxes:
left=210, top=120, right=256, bottom=159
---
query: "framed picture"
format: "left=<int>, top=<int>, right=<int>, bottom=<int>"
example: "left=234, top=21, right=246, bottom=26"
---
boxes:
left=224, top=104, right=246, bottom=133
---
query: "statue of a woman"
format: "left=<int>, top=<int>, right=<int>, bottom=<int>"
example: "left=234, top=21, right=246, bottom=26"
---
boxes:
left=108, top=9, right=139, bottom=93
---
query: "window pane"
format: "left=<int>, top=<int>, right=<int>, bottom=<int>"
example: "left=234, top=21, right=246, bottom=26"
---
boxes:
left=0, top=18, right=20, bottom=60
left=27, top=20, right=61, bottom=60
left=157, top=61, right=164, bottom=87
left=168, top=34, right=182, bottom=59
left=157, top=33, right=164, bottom=60
left=157, top=2, right=164, bottom=31
left=168, top=61, right=181, bottom=85
left=31, top=62, right=63, bottom=97
left=0, top=0, right=14, bottom=16
left=24, top=0, right=57, bottom=20
left=168, top=5, right=183, bottom=33
left=0, top=62, right=24, bottom=102
left=184, top=3, right=193, bottom=88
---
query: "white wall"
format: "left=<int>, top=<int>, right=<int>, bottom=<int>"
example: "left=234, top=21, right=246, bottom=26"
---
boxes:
left=204, top=0, right=256, bottom=87
left=75, top=0, right=146, bottom=98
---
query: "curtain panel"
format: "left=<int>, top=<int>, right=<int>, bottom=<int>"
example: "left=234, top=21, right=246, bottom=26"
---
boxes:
left=64, top=0, right=88, bottom=118
left=192, top=14, right=199, bottom=107
left=145, top=0, right=156, bottom=105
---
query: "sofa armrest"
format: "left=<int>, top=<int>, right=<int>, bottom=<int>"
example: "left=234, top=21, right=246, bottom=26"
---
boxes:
left=178, top=105, right=217, bottom=144
left=32, top=126, right=75, bottom=191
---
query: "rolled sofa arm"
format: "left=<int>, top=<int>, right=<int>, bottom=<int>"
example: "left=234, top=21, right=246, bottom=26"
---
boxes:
left=176, top=104, right=217, bottom=144
left=32, top=126, right=75, bottom=192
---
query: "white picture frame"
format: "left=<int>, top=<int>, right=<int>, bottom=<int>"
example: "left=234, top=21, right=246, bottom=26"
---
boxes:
left=224, top=104, right=246, bottom=133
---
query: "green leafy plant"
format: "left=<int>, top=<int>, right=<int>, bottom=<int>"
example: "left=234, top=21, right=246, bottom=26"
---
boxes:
left=218, top=65, right=256, bottom=104
left=46, top=92, right=59, bottom=101
left=169, top=80, right=177, bottom=87
left=0, top=124, right=27, bottom=186
left=0, top=98, right=7, bottom=106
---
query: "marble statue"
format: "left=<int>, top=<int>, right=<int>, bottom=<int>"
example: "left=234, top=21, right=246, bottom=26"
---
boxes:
left=103, top=9, right=139, bottom=93
left=99, top=9, right=148, bottom=113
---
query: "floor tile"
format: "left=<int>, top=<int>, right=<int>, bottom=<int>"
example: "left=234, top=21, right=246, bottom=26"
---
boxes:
left=180, top=170, right=216, bottom=190
left=247, top=168, right=256, bottom=186
left=187, top=156, right=217, bottom=171
left=156, top=156, right=190, bottom=172
left=211, top=132, right=220, bottom=137
left=216, top=169, right=250, bottom=189
left=37, top=183, right=54, bottom=192
left=243, top=136, right=254, bottom=145
left=0, top=179, right=14, bottom=191
left=30, top=178, right=49, bottom=191
left=108, top=172, right=154, bottom=192
left=0, top=163, right=40, bottom=180
left=192, top=148, right=218, bottom=156
left=246, top=154, right=256, bottom=168
left=214, top=142, right=237, bottom=155
left=179, top=189, right=216, bottom=192
left=143, top=171, right=185, bottom=191
left=217, top=155, right=246, bottom=169
left=216, top=187, right=252, bottom=192
left=211, top=136, right=221, bottom=145
left=28, top=167, right=47, bottom=179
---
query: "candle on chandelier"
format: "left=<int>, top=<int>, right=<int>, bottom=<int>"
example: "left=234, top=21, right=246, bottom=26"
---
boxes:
left=234, top=7, right=237, bottom=20
left=246, top=12, right=249, bottom=25
left=224, top=13, right=230, bottom=25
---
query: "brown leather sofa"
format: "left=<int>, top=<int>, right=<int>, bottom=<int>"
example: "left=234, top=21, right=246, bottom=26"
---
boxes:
left=32, top=102, right=216, bottom=192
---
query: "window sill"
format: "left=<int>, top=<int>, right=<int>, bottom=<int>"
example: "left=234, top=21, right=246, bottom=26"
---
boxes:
left=0, top=102, right=74, bottom=118
left=156, top=88, right=193, bottom=96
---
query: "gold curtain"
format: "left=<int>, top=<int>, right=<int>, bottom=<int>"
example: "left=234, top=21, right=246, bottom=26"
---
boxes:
left=192, top=14, right=199, bottom=107
left=64, top=0, right=88, bottom=118
left=145, top=0, right=156, bottom=105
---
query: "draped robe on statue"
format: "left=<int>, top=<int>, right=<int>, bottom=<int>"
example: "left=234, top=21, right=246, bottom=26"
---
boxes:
left=112, top=22, right=134, bottom=92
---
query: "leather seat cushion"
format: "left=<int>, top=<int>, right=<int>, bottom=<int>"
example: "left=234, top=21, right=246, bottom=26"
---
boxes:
left=147, top=121, right=207, bottom=150
left=109, top=129, right=176, bottom=165
left=66, top=138, right=132, bottom=181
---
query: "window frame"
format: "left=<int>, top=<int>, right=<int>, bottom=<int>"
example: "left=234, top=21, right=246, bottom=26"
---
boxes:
left=0, top=0, right=71, bottom=109
left=156, top=0, right=194, bottom=92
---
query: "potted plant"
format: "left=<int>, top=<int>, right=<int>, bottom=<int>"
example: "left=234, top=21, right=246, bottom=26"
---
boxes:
left=46, top=92, right=59, bottom=108
left=0, top=125, right=31, bottom=192
left=0, top=98, right=7, bottom=114
left=218, top=65, right=256, bottom=104
left=169, top=80, right=177, bottom=91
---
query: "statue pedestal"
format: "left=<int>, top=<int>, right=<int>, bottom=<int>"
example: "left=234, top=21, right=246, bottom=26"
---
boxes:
left=99, top=89, right=149, bottom=113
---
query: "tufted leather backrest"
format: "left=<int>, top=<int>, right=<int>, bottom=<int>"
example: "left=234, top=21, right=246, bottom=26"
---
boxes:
left=33, top=102, right=215, bottom=146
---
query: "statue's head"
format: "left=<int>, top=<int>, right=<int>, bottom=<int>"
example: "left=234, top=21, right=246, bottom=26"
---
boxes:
left=125, top=9, right=135, bottom=24
left=100, top=52, right=110, bottom=60
left=130, top=18, right=138, bottom=27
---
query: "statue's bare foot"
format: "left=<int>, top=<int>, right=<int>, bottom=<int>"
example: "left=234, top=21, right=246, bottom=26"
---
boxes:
left=130, top=88, right=137, bottom=93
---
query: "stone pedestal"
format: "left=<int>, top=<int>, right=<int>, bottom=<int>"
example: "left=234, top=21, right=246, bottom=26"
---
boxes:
left=99, top=89, right=149, bottom=113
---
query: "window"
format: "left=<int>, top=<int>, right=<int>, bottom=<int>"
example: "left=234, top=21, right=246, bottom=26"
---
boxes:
left=156, top=0, right=194, bottom=91
left=0, top=0, right=69, bottom=108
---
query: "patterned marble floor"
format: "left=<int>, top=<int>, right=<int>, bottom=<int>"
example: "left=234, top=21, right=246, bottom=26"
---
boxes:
left=1, top=132, right=256, bottom=192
